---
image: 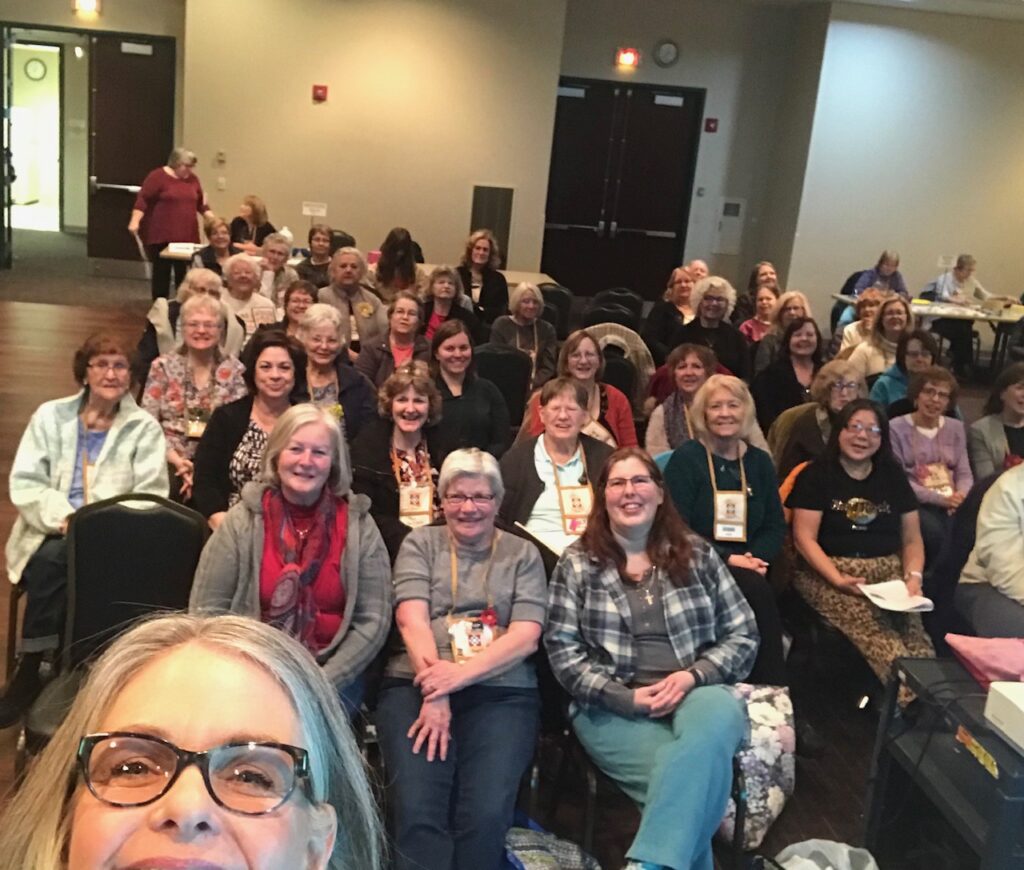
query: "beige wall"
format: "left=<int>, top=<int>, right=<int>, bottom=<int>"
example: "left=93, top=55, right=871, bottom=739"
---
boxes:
left=788, top=2, right=1024, bottom=323
left=3, top=0, right=186, bottom=140
left=183, top=0, right=567, bottom=269
left=560, top=0, right=811, bottom=284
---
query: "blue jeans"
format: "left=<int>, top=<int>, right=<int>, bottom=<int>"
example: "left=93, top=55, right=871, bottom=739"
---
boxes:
left=376, top=679, right=539, bottom=870
left=572, top=685, right=746, bottom=870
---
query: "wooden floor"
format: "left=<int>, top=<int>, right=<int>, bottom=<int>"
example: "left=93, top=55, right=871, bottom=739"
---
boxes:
left=0, top=300, right=145, bottom=799
left=0, top=299, right=933, bottom=865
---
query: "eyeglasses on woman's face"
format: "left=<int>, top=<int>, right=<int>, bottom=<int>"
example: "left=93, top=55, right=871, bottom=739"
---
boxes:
left=844, top=421, right=882, bottom=437
left=77, top=732, right=313, bottom=816
left=830, top=380, right=859, bottom=394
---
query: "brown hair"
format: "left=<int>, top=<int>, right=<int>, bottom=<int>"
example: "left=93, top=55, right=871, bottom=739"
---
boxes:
left=387, top=289, right=422, bottom=321
left=580, top=447, right=693, bottom=586
left=377, top=362, right=442, bottom=424
left=461, top=229, right=501, bottom=271
left=377, top=227, right=417, bottom=288
left=307, top=223, right=333, bottom=246
left=854, top=288, right=885, bottom=317
left=428, top=265, right=465, bottom=299
left=907, top=365, right=958, bottom=407
left=665, top=343, right=716, bottom=377
left=72, top=332, right=136, bottom=386
left=557, top=329, right=605, bottom=381
left=539, top=376, right=589, bottom=408
left=240, top=329, right=307, bottom=399
left=983, top=362, right=1024, bottom=416
left=870, top=294, right=914, bottom=345
left=202, top=215, right=230, bottom=241
left=429, top=319, right=475, bottom=378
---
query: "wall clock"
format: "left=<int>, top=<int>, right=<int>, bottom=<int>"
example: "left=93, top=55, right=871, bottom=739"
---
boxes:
left=653, top=39, right=679, bottom=68
left=24, top=58, right=47, bottom=82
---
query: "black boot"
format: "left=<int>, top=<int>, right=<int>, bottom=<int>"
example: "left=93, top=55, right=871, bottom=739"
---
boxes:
left=0, top=652, right=44, bottom=728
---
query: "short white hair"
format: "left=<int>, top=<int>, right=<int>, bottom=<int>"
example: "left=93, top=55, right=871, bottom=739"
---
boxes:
left=690, top=276, right=738, bottom=319
left=299, top=303, right=344, bottom=341
left=689, top=374, right=757, bottom=443
left=224, top=253, right=261, bottom=282
left=438, top=448, right=505, bottom=505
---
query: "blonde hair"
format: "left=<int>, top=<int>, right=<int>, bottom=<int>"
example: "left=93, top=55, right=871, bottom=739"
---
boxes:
left=0, top=614, right=383, bottom=870
left=262, top=403, right=351, bottom=496
left=769, top=291, right=813, bottom=331
left=870, top=294, right=914, bottom=345
left=662, top=266, right=694, bottom=303
left=461, top=229, right=501, bottom=270
left=689, top=374, right=757, bottom=444
left=176, top=267, right=223, bottom=302
left=809, top=359, right=867, bottom=404
left=508, top=282, right=542, bottom=316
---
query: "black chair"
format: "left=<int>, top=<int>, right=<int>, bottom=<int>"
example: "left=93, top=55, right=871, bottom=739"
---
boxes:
left=582, top=304, right=639, bottom=333
left=541, top=302, right=559, bottom=332
left=22, top=494, right=208, bottom=756
left=602, top=355, right=637, bottom=403
left=927, top=472, right=1001, bottom=654
left=594, top=287, right=644, bottom=318
left=831, top=270, right=866, bottom=334
left=539, top=283, right=573, bottom=340
left=474, top=343, right=533, bottom=427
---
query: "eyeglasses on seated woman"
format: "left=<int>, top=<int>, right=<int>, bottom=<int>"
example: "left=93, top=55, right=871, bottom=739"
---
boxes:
left=0, top=613, right=383, bottom=870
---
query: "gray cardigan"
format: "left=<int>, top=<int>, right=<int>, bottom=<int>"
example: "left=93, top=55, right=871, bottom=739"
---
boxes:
left=190, top=481, right=393, bottom=690
left=968, top=414, right=1009, bottom=480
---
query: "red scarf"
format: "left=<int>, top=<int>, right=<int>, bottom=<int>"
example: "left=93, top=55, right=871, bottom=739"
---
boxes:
left=260, top=487, right=344, bottom=654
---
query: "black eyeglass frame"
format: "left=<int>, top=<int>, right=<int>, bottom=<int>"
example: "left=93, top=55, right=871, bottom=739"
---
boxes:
left=76, top=731, right=314, bottom=816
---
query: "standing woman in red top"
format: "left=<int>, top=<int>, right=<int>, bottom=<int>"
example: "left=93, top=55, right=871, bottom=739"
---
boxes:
left=128, top=147, right=214, bottom=300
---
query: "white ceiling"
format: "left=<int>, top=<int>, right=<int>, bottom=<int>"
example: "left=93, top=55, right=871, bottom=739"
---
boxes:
left=756, top=0, right=1024, bottom=22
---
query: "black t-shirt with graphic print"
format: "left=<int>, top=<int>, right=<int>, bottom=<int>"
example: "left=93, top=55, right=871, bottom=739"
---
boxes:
left=786, top=456, right=918, bottom=558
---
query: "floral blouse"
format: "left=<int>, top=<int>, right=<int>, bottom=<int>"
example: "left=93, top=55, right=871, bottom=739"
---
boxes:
left=142, top=353, right=248, bottom=459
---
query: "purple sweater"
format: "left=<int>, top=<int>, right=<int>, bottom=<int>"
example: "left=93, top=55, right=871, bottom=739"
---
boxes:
left=889, top=414, right=973, bottom=506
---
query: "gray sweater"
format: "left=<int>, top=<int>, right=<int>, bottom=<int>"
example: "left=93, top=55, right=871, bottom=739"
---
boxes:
left=190, top=482, right=393, bottom=690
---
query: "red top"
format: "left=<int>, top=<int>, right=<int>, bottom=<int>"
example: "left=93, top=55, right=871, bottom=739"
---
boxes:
left=134, top=168, right=207, bottom=245
left=259, top=499, right=348, bottom=651
left=525, top=382, right=638, bottom=448
left=391, top=341, right=414, bottom=367
left=425, top=310, right=446, bottom=340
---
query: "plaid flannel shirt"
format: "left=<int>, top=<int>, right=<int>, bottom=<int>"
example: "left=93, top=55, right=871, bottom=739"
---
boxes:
left=544, top=535, right=758, bottom=710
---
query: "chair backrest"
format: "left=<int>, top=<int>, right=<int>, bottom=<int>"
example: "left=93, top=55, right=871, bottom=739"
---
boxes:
left=474, top=343, right=533, bottom=426
left=539, top=283, right=573, bottom=340
left=65, top=494, right=208, bottom=668
left=839, top=270, right=864, bottom=297
left=594, top=287, right=643, bottom=318
left=582, top=304, right=639, bottom=333
left=541, top=302, right=559, bottom=330
left=602, top=355, right=637, bottom=402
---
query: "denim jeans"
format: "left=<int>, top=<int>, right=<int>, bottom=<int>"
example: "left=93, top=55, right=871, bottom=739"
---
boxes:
left=572, top=685, right=746, bottom=870
left=376, top=678, right=539, bottom=870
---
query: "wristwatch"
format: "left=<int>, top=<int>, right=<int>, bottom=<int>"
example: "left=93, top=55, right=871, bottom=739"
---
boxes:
left=686, top=667, right=706, bottom=688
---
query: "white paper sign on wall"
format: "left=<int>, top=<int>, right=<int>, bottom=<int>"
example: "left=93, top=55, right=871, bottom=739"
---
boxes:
left=937, top=254, right=955, bottom=270
left=302, top=202, right=327, bottom=217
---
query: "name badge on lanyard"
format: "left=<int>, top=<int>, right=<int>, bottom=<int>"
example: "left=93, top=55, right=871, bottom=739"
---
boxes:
left=706, top=448, right=748, bottom=543
left=399, top=482, right=434, bottom=528
left=446, top=533, right=504, bottom=664
left=552, top=449, right=592, bottom=536
left=392, top=445, right=435, bottom=529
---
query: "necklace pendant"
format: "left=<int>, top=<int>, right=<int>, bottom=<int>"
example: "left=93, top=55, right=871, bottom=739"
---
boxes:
left=643, top=589, right=654, bottom=606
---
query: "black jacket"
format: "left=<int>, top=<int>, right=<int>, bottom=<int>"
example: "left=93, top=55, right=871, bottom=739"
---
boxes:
left=671, top=319, right=751, bottom=381
left=434, top=374, right=511, bottom=464
left=752, top=358, right=816, bottom=433
left=322, top=359, right=378, bottom=441
left=421, top=298, right=486, bottom=345
left=354, top=336, right=431, bottom=387
left=192, top=395, right=257, bottom=518
left=498, top=434, right=614, bottom=527
left=457, top=265, right=508, bottom=326
left=193, top=243, right=241, bottom=275
left=350, top=416, right=444, bottom=562
left=641, top=300, right=687, bottom=367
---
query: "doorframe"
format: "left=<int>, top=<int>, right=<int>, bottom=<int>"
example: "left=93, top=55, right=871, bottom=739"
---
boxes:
left=10, top=37, right=63, bottom=231
left=553, top=76, right=706, bottom=267
left=0, top=20, right=177, bottom=270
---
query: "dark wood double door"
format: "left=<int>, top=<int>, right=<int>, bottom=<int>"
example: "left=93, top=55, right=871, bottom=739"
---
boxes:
left=541, top=78, right=704, bottom=300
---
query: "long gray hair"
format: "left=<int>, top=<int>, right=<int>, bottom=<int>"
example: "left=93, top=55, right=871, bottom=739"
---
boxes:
left=0, top=613, right=384, bottom=870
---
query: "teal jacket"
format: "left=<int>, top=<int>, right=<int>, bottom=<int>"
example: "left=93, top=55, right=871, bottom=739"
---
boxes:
left=869, top=364, right=907, bottom=408
left=663, top=439, right=785, bottom=563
